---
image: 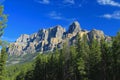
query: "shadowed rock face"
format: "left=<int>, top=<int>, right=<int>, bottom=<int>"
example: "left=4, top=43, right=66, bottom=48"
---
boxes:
left=68, top=21, right=81, bottom=34
left=7, top=21, right=111, bottom=55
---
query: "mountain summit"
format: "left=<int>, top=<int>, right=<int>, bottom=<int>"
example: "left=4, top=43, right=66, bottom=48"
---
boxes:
left=7, top=21, right=111, bottom=55
left=68, top=21, right=81, bottom=34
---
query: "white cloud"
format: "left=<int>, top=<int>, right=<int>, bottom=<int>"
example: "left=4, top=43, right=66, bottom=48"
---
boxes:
left=48, top=11, right=75, bottom=21
left=102, top=14, right=112, bottom=19
left=63, top=0, right=75, bottom=4
left=48, top=11, right=63, bottom=20
left=97, top=0, right=120, bottom=7
left=101, top=11, right=120, bottom=19
left=36, top=0, right=50, bottom=4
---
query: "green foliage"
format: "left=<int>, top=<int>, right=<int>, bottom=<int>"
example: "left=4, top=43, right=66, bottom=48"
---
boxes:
left=0, top=48, right=7, bottom=80
left=100, top=39, right=112, bottom=80
left=0, top=4, right=7, bottom=80
left=7, top=52, right=39, bottom=65
left=111, top=32, right=120, bottom=80
left=75, top=34, right=90, bottom=80
left=0, top=6, right=7, bottom=38
left=6, top=62, right=33, bottom=80
left=88, top=39, right=101, bottom=80
left=6, top=32, right=120, bottom=80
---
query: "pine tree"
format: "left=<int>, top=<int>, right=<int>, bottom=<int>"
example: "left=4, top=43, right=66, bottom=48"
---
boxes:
left=0, top=6, right=7, bottom=37
left=0, top=5, right=7, bottom=80
left=100, top=39, right=111, bottom=80
left=88, top=39, right=101, bottom=80
left=57, top=42, right=68, bottom=80
left=69, top=46, right=77, bottom=80
left=111, top=32, right=120, bottom=80
left=75, top=34, right=89, bottom=80
left=16, top=71, right=25, bottom=80
left=0, top=47, right=7, bottom=80
left=34, top=54, right=44, bottom=80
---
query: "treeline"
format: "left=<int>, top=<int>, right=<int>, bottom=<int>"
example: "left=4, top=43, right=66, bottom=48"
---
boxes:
left=1, top=1, right=120, bottom=80
left=12, top=33, right=120, bottom=80
left=6, top=62, right=33, bottom=80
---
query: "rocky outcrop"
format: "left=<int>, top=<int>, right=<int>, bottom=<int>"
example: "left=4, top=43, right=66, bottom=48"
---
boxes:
left=88, top=29, right=105, bottom=41
left=16, top=34, right=30, bottom=43
left=7, top=21, right=111, bottom=55
left=68, top=21, right=81, bottom=34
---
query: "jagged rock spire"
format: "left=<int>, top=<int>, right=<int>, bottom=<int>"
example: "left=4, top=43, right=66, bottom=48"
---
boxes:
left=68, top=21, right=81, bottom=34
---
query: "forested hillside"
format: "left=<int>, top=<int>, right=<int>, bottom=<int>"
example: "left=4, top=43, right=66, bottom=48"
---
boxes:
left=1, top=0, right=120, bottom=80
left=6, top=33, right=120, bottom=80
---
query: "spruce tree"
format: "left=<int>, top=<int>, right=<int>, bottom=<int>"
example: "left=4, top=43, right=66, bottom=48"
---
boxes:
left=111, top=32, right=120, bottom=80
left=100, top=39, right=111, bottom=80
left=88, top=39, right=101, bottom=80
left=0, top=5, right=7, bottom=80
left=0, top=47, right=7, bottom=80
left=75, top=34, right=89, bottom=80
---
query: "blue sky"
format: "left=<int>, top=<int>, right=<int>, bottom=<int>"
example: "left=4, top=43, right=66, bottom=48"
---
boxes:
left=1, top=0, right=120, bottom=42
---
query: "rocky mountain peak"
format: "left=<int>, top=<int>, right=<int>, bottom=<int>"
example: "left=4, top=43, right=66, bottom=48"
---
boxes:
left=55, top=25, right=63, bottom=29
left=88, top=29, right=105, bottom=41
left=41, top=25, right=65, bottom=40
left=16, top=34, right=30, bottom=43
left=51, top=25, right=65, bottom=38
left=7, top=21, right=111, bottom=56
left=68, top=21, right=81, bottom=34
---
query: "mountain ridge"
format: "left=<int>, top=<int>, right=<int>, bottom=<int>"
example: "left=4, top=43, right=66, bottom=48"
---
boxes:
left=7, top=21, right=112, bottom=56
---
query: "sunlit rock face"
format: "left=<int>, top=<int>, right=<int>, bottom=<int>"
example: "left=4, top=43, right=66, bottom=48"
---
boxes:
left=68, top=21, right=81, bottom=34
left=7, top=21, right=111, bottom=55
left=88, top=29, right=105, bottom=41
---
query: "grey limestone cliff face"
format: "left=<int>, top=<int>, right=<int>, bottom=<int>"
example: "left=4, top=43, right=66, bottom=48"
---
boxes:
left=7, top=21, right=111, bottom=55
left=16, top=34, right=30, bottom=43
left=68, top=21, right=81, bottom=34
left=7, top=25, right=66, bottom=55
left=88, top=29, right=105, bottom=41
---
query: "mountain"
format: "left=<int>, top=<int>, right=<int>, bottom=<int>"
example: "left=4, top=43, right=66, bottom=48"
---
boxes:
left=7, top=21, right=112, bottom=56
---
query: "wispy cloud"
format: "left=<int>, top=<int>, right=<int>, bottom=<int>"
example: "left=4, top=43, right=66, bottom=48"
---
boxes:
left=35, top=0, right=83, bottom=8
left=48, top=11, right=63, bottom=20
left=97, top=0, right=120, bottom=7
left=48, top=11, right=75, bottom=21
left=63, top=0, right=75, bottom=4
left=101, top=11, right=120, bottom=19
left=36, top=0, right=50, bottom=4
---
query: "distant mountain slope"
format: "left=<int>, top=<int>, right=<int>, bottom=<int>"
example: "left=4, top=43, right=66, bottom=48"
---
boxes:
left=7, top=21, right=112, bottom=56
